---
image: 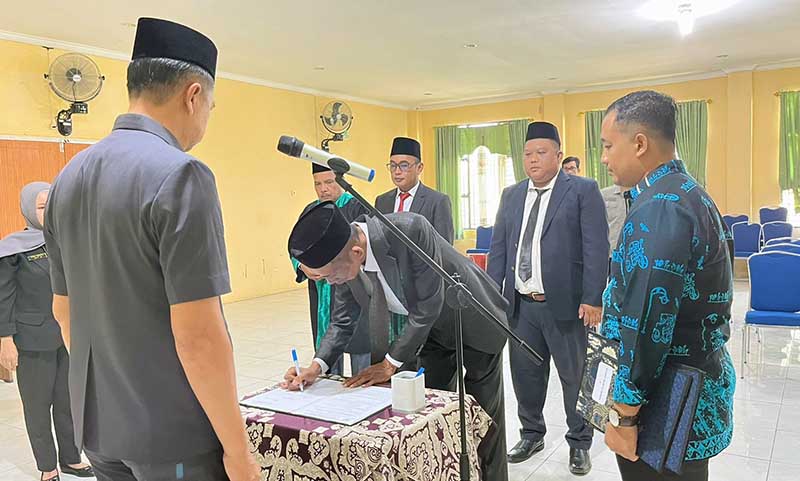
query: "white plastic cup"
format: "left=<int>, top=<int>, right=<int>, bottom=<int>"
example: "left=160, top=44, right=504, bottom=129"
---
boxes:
left=391, top=371, right=426, bottom=413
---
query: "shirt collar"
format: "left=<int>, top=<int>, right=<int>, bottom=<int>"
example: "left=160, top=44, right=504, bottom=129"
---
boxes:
left=397, top=181, right=421, bottom=198
left=113, top=113, right=183, bottom=151
left=354, top=222, right=379, bottom=272
left=527, top=173, right=559, bottom=192
left=629, top=159, right=687, bottom=202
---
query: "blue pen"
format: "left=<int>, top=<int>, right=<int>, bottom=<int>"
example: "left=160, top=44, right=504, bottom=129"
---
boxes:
left=415, top=367, right=425, bottom=378
left=291, top=348, right=304, bottom=392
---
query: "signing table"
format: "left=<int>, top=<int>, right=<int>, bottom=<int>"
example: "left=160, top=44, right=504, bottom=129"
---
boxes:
left=241, top=378, right=492, bottom=481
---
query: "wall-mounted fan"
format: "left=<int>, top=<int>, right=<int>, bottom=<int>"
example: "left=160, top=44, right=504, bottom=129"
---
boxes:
left=320, top=101, right=353, bottom=151
left=44, top=53, right=105, bottom=136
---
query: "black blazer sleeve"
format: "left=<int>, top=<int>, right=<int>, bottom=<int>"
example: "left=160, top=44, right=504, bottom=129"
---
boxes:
left=432, top=193, right=455, bottom=244
left=387, top=216, right=446, bottom=362
left=487, top=187, right=510, bottom=289
left=579, top=180, right=610, bottom=306
left=315, top=281, right=362, bottom=368
left=0, top=256, right=18, bottom=338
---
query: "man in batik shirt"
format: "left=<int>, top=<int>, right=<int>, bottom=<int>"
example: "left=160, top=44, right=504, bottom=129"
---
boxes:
left=599, top=90, right=735, bottom=481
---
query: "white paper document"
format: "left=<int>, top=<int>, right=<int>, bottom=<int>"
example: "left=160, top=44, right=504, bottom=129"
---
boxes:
left=592, top=362, right=614, bottom=405
left=240, top=379, right=392, bottom=425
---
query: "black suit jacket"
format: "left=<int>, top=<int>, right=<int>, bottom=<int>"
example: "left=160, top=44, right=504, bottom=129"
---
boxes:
left=487, top=171, right=609, bottom=321
left=0, top=247, right=64, bottom=351
left=375, top=183, right=455, bottom=244
left=316, top=213, right=509, bottom=367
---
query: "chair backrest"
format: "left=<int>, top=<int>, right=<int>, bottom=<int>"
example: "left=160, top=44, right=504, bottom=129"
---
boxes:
left=765, top=237, right=794, bottom=247
left=748, top=252, right=800, bottom=312
left=732, top=222, right=761, bottom=255
left=760, top=206, right=789, bottom=224
left=762, top=243, right=800, bottom=255
left=723, top=214, right=749, bottom=233
left=762, top=221, right=794, bottom=244
left=475, top=226, right=493, bottom=250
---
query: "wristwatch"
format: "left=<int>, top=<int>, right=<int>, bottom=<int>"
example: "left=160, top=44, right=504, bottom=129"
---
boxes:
left=608, top=407, right=640, bottom=427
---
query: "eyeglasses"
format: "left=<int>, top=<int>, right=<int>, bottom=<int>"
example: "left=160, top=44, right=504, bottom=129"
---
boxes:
left=386, top=161, right=420, bottom=172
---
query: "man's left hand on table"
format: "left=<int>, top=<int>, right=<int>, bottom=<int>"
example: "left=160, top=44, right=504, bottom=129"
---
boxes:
left=343, top=358, right=397, bottom=388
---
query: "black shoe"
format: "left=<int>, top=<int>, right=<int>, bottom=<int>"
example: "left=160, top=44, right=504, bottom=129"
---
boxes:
left=41, top=474, right=59, bottom=481
left=507, top=438, right=545, bottom=463
left=569, top=448, right=592, bottom=476
left=60, top=465, right=95, bottom=478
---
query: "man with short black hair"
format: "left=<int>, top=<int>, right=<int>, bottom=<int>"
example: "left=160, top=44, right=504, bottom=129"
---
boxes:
left=562, top=156, right=581, bottom=175
left=600, top=90, right=735, bottom=481
left=45, top=18, right=259, bottom=481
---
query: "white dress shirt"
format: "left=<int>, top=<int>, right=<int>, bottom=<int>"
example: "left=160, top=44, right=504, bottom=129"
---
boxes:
left=314, top=222, right=408, bottom=373
left=393, top=181, right=421, bottom=212
left=515, top=174, right=558, bottom=295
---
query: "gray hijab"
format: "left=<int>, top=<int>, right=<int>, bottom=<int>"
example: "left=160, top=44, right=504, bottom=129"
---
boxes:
left=0, top=182, right=50, bottom=259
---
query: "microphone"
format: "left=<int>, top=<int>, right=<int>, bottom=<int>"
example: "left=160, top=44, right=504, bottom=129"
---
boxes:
left=277, top=135, right=376, bottom=182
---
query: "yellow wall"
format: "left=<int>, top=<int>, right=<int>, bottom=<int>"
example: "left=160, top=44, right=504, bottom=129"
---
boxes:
left=419, top=98, right=543, bottom=189
left=419, top=68, right=800, bottom=219
left=753, top=68, right=800, bottom=212
left=0, top=38, right=407, bottom=302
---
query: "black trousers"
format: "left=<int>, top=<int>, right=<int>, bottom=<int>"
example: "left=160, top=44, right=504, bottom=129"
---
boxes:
left=16, top=346, right=81, bottom=472
left=617, top=456, right=709, bottom=481
left=509, top=297, right=593, bottom=449
left=419, top=333, right=507, bottom=481
left=86, top=449, right=228, bottom=481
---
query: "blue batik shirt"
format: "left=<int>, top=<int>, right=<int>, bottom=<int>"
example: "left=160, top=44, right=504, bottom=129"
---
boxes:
left=601, top=159, right=736, bottom=461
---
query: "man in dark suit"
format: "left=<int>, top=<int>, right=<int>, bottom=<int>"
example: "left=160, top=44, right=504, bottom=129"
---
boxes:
left=488, top=121, right=608, bottom=475
left=284, top=203, right=510, bottom=480
left=375, top=137, right=454, bottom=243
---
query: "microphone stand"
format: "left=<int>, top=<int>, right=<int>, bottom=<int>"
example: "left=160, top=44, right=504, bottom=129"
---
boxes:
left=329, top=158, right=543, bottom=481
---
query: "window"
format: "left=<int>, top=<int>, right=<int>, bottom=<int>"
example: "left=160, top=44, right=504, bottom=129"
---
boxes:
left=459, top=146, right=517, bottom=229
left=781, top=188, right=800, bottom=227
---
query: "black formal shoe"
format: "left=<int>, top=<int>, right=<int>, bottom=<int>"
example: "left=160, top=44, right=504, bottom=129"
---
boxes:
left=41, top=474, right=59, bottom=481
left=507, top=438, right=545, bottom=463
left=569, top=448, right=592, bottom=476
left=60, top=465, right=95, bottom=478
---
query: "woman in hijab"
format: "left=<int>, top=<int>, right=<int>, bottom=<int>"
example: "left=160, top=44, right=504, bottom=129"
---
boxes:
left=0, top=182, right=94, bottom=481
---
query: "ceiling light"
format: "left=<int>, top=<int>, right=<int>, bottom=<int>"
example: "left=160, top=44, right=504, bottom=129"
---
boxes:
left=547, top=77, right=558, bottom=81
left=121, top=22, right=136, bottom=28
left=716, top=54, right=729, bottom=59
left=423, top=92, right=433, bottom=96
left=638, top=0, right=740, bottom=36
left=313, top=66, right=326, bottom=71
left=463, top=43, right=479, bottom=48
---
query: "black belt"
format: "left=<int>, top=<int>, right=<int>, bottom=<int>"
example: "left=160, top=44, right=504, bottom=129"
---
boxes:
left=517, top=291, right=546, bottom=303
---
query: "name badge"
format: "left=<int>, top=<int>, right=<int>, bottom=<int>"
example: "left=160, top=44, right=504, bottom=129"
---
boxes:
left=27, top=252, right=48, bottom=262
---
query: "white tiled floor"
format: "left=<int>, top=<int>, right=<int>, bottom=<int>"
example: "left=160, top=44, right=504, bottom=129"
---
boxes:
left=1, top=280, right=798, bottom=480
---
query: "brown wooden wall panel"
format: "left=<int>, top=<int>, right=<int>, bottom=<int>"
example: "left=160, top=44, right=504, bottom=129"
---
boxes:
left=0, top=140, right=68, bottom=238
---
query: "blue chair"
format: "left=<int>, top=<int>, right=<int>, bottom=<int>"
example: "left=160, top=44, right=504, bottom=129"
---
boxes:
left=762, top=221, right=793, bottom=245
left=760, top=206, right=788, bottom=224
left=762, top=243, right=800, bottom=255
left=765, top=237, right=794, bottom=247
left=743, top=252, right=800, bottom=377
left=732, top=222, right=761, bottom=258
left=466, top=226, right=493, bottom=255
left=723, top=214, right=749, bottom=233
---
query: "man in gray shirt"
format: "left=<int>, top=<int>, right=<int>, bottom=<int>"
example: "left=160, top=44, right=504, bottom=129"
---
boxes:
left=45, top=18, right=258, bottom=481
left=601, top=184, right=629, bottom=256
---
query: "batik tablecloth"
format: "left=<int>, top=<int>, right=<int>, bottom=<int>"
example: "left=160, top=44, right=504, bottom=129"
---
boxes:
left=241, top=381, right=492, bottom=481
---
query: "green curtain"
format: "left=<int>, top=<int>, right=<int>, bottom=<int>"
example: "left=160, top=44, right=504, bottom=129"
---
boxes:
left=508, top=119, right=529, bottom=181
left=779, top=91, right=800, bottom=194
left=456, top=124, right=511, bottom=157
left=676, top=100, right=709, bottom=186
left=435, top=125, right=463, bottom=239
left=584, top=110, right=613, bottom=188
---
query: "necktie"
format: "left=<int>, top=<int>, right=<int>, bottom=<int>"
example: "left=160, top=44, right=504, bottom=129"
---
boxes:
left=397, top=192, right=411, bottom=212
left=518, top=188, right=550, bottom=282
left=365, top=271, right=391, bottom=364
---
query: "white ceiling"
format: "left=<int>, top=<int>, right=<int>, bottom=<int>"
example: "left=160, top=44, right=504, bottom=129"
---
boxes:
left=1, top=0, right=799, bottom=109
